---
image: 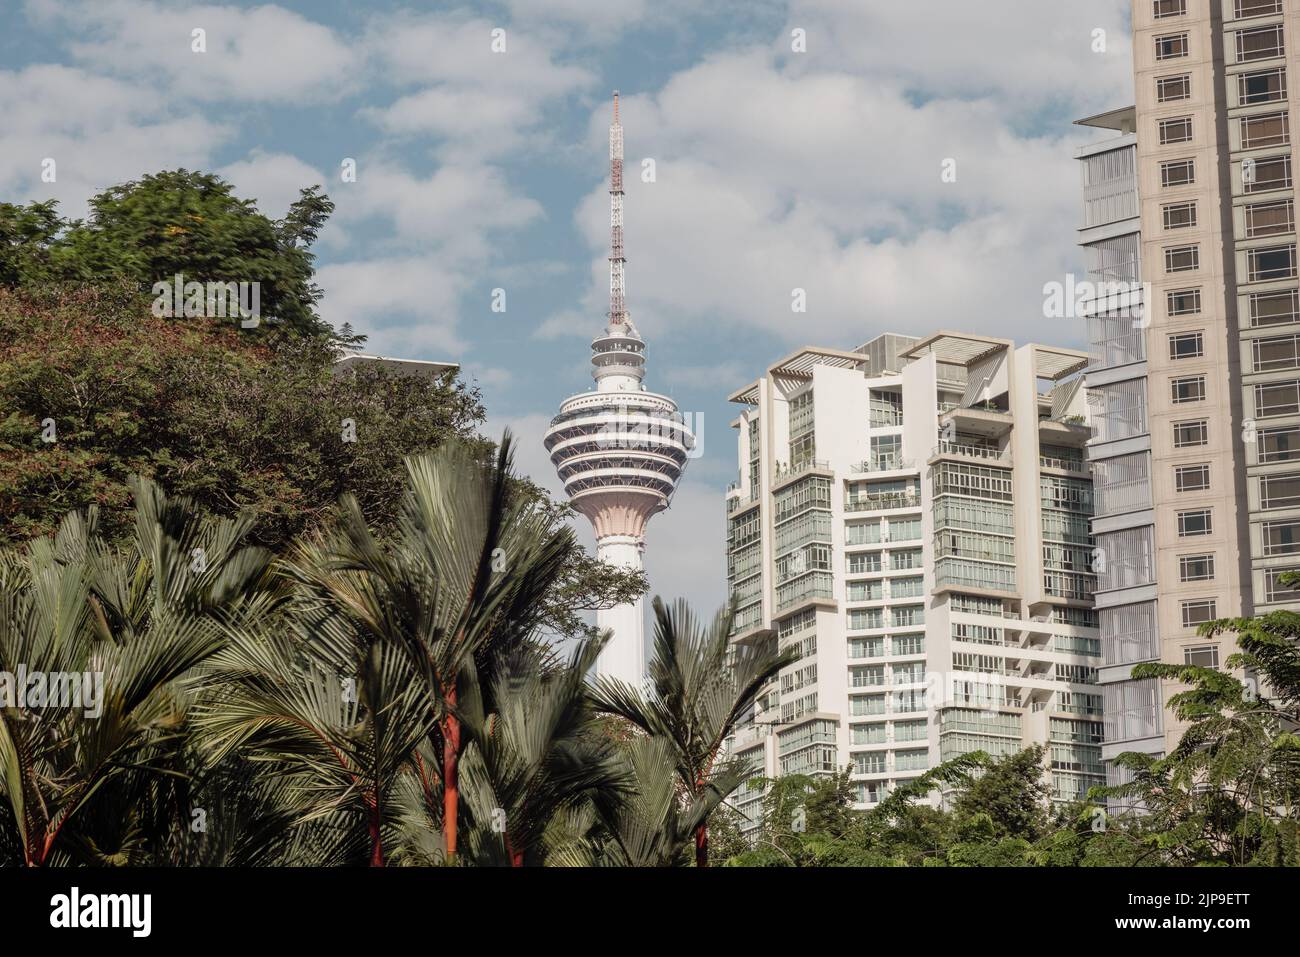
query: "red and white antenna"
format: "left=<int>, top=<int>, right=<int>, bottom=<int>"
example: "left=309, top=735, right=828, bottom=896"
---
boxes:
left=608, top=90, right=626, bottom=326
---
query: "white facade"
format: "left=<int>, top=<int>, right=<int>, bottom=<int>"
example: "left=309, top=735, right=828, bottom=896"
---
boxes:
left=725, top=334, right=1105, bottom=830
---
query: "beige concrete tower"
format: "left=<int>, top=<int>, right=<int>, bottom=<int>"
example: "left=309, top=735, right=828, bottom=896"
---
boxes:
left=1129, top=0, right=1300, bottom=754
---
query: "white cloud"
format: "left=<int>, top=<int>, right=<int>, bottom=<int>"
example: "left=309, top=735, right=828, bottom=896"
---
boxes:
left=643, top=478, right=728, bottom=616
left=362, top=12, right=593, bottom=160
left=563, top=34, right=1129, bottom=350
left=315, top=257, right=464, bottom=358
left=26, top=0, right=361, bottom=103
left=0, top=64, right=231, bottom=217
left=785, top=0, right=1133, bottom=105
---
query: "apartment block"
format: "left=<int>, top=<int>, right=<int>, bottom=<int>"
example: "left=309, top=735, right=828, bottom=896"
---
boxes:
left=724, top=334, right=1104, bottom=830
left=1130, top=0, right=1300, bottom=755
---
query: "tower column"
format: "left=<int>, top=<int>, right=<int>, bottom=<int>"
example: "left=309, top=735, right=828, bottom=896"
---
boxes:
left=594, top=533, right=646, bottom=685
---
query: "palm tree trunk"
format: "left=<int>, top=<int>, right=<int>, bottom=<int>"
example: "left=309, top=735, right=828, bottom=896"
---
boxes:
left=441, top=696, right=461, bottom=860
left=506, top=833, right=524, bottom=867
left=369, top=814, right=384, bottom=866
left=695, top=822, right=708, bottom=867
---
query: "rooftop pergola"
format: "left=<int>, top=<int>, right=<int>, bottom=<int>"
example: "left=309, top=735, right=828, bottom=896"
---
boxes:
left=728, top=346, right=864, bottom=404
left=1032, top=345, right=1089, bottom=382
left=900, top=331, right=1011, bottom=369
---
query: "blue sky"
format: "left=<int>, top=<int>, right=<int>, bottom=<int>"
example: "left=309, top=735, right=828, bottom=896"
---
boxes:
left=1, top=0, right=1134, bottom=617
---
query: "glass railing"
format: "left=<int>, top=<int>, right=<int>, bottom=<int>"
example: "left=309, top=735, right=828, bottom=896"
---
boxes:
left=932, top=441, right=1010, bottom=461
left=845, top=491, right=921, bottom=512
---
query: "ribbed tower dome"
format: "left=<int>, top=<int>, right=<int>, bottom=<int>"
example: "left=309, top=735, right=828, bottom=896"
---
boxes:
left=543, top=92, right=694, bottom=685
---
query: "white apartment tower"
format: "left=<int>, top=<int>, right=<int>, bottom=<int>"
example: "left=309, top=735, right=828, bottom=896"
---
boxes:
left=725, top=334, right=1105, bottom=829
left=543, top=93, right=694, bottom=684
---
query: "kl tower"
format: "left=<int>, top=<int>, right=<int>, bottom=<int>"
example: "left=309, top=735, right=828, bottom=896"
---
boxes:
left=543, top=92, right=694, bottom=685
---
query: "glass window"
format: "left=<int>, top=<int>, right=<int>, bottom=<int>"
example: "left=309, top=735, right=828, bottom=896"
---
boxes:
left=1264, top=520, right=1300, bottom=554
left=1244, top=155, right=1291, bottom=192
left=1238, top=67, right=1287, bottom=106
left=1175, top=463, right=1210, bottom=492
left=1260, top=472, right=1300, bottom=509
left=1259, top=425, right=1300, bottom=462
left=1159, top=116, right=1193, bottom=144
left=1156, top=33, right=1189, bottom=60
left=1236, top=1, right=1283, bottom=18
left=1167, top=287, right=1202, bottom=316
left=1171, top=374, right=1206, bottom=403
left=1256, top=379, right=1300, bottom=417
left=1177, top=508, right=1213, bottom=536
left=1245, top=199, right=1294, bottom=237
left=1157, top=73, right=1191, bottom=102
left=1183, top=644, right=1220, bottom=667
left=1165, top=245, right=1200, bottom=272
left=1169, top=331, right=1204, bottom=358
left=1173, top=419, right=1209, bottom=447
left=1161, top=158, right=1195, bottom=187
left=1237, top=25, right=1284, bottom=62
left=1250, top=289, right=1300, bottom=326
left=1181, top=599, right=1217, bottom=627
left=1178, top=553, right=1215, bottom=582
left=1249, top=244, right=1297, bottom=281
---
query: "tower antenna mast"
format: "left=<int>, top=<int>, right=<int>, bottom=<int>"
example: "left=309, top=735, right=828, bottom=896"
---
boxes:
left=609, top=90, right=626, bottom=327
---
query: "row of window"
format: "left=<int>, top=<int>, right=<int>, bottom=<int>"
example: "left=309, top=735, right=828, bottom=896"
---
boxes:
left=1155, top=23, right=1284, bottom=64
left=1161, top=285, right=1298, bottom=328
left=1163, top=242, right=1297, bottom=282
left=1154, top=0, right=1282, bottom=21
left=1162, top=198, right=1294, bottom=238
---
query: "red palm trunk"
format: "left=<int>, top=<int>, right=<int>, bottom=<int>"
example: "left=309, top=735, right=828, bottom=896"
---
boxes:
left=369, top=813, right=384, bottom=866
left=441, top=689, right=461, bottom=860
left=695, top=823, right=708, bottom=867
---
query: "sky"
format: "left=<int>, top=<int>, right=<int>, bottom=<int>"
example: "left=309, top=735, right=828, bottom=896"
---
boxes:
left=0, top=0, right=1135, bottom=623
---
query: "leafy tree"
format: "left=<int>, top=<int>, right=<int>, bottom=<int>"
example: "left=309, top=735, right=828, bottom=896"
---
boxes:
left=2, top=170, right=335, bottom=335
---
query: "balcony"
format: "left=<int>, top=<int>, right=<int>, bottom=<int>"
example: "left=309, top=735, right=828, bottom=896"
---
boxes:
left=939, top=404, right=1013, bottom=439
left=930, top=440, right=1011, bottom=463
left=851, top=456, right=916, bottom=474
left=845, top=491, right=921, bottom=512
left=771, top=458, right=832, bottom=489
left=1039, top=414, right=1091, bottom=448
left=1039, top=454, right=1088, bottom=475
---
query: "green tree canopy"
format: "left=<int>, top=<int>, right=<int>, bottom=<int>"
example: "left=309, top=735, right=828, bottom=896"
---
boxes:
left=1, top=170, right=335, bottom=336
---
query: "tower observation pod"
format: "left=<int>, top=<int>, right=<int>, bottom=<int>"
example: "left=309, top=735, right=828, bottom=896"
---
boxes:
left=543, top=92, right=695, bottom=685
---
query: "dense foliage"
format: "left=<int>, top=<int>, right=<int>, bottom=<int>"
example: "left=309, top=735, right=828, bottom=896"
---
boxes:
left=1, top=170, right=333, bottom=335
left=0, top=446, right=778, bottom=866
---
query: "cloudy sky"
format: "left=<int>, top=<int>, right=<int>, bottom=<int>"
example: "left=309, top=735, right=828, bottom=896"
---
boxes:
left=1, top=0, right=1135, bottom=621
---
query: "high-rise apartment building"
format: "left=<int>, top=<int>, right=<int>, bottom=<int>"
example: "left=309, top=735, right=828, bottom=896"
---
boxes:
left=1127, top=0, right=1300, bottom=754
left=724, top=334, right=1105, bottom=830
left=1074, top=107, right=1168, bottom=790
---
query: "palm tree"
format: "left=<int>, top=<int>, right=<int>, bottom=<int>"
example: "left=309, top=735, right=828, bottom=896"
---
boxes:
left=0, top=479, right=270, bottom=865
left=457, top=634, right=625, bottom=865
left=592, top=597, right=793, bottom=866
left=217, top=432, right=577, bottom=862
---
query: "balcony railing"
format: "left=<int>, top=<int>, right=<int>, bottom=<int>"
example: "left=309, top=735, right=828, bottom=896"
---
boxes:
left=932, top=441, right=1010, bottom=461
left=845, top=491, right=921, bottom=512
left=771, top=459, right=831, bottom=484
left=851, top=456, right=916, bottom=473
left=1040, top=454, right=1088, bottom=474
